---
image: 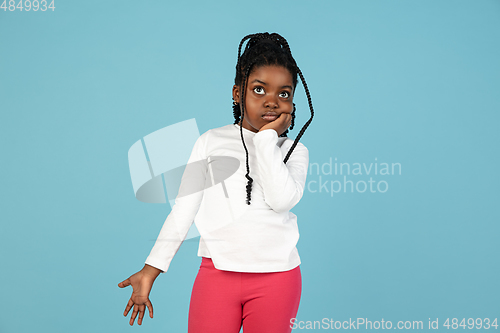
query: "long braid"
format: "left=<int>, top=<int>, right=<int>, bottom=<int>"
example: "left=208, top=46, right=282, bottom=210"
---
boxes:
left=283, top=66, right=314, bottom=163
left=270, top=34, right=315, bottom=162
left=233, top=32, right=314, bottom=205
left=237, top=33, right=273, bottom=205
left=239, top=60, right=257, bottom=205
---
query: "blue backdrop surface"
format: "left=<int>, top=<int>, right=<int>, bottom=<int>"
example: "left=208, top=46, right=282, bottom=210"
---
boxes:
left=1, top=0, right=499, bottom=332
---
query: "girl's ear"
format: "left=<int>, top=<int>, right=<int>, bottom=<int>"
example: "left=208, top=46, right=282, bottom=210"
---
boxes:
left=232, top=85, right=241, bottom=104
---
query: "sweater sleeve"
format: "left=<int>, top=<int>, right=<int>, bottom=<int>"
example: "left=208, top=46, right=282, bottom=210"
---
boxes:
left=144, top=132, right=209, bottom=273
left=253, top=128, right=309, bottom=213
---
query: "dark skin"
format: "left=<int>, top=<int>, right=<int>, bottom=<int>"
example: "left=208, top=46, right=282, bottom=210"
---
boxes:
left=118, top=264, right=160, bottom=326
left=233, top=65, right=294, bottom=136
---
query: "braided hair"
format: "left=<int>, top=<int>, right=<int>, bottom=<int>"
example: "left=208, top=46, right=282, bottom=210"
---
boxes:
left=233, top=32, right=314, bottom=205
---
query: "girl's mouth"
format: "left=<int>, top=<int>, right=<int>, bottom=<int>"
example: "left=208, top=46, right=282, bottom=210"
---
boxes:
left=262, top=115, right=278, bottom=121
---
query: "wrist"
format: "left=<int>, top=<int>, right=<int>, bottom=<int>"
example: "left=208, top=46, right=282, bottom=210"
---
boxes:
left=142, top=264, right=162, bottom=280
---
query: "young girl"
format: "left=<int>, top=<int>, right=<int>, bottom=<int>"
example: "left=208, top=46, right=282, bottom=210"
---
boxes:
left=118, top=32, right=315, bottom=333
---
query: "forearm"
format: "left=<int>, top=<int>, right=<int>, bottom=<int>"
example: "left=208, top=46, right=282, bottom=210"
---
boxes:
left=253, top=129, right=309, bottom=212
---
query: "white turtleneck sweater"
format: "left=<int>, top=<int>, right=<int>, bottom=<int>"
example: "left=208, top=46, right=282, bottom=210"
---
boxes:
left=145, top=123, right=309, bottom=273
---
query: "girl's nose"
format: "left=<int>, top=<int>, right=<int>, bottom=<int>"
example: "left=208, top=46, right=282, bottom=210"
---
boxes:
left=264, top=96, right=278, bottom=108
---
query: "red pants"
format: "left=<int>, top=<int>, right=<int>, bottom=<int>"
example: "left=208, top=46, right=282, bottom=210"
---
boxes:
left=188, top=257, right=302, bottom=333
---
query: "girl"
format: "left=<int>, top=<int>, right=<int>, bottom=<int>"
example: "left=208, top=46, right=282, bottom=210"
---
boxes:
left=118, top=32, right=314, bottom=333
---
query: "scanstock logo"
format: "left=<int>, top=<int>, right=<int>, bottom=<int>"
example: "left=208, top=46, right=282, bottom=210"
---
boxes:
left=127, top=118, right=239, bottom=241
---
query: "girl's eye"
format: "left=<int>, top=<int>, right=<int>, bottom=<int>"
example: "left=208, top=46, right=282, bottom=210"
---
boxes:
left=279, top=91, right=290, bottom=98
left=253, top=87, right=265, bottom=95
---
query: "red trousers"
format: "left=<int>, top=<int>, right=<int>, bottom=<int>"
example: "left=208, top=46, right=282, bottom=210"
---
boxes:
left=188, top=257, right=302, bottom=333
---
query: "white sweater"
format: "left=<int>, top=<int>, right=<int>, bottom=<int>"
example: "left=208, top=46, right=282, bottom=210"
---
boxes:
left=145, top=123, right=309, bottom=273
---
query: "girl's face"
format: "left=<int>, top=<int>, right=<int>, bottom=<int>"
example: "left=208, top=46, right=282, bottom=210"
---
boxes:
left=233, top=65, right=294, bottom=133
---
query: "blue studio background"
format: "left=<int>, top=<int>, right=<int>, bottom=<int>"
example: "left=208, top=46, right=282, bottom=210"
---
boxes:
left=1, top=0, right=499, bottom=332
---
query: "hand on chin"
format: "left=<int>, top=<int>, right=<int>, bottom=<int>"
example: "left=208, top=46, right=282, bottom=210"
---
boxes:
left=259, top=112, right=292, bottom=136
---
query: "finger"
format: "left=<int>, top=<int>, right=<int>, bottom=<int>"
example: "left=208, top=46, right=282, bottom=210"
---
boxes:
left=118, top=279, right=130, bottom=288
left=278, top=113, right=289, bottom=124
left=146, top=300, right=154, bottom=318
left=138, top=304, right=145, bottom=325
left=284, top=114, right=292, bottom=127
left=123, top=298, right=134, bottom=316
left=130, top=304, right=139, bottom=326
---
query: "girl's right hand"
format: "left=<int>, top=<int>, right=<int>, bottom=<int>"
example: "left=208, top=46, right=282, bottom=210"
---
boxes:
left=118, top=268, right=158, bottom=326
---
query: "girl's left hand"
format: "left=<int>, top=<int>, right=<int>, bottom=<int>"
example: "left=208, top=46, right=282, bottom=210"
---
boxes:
left=118, top=268, right=157, bottom=326
left=259, top=112, right=292, bottom=136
